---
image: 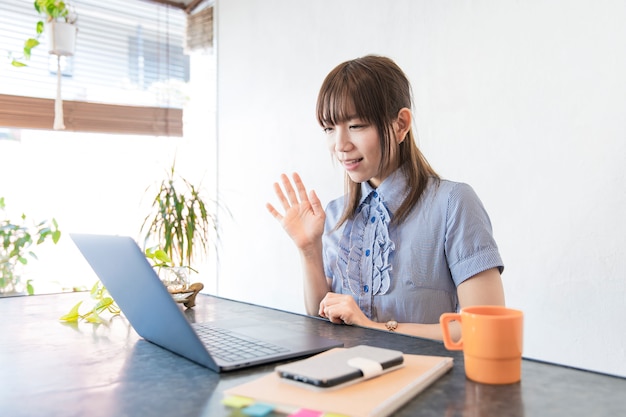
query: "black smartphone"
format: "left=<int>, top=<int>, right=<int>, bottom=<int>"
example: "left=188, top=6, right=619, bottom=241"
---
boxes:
left=275, top=345, right=404, bottom=389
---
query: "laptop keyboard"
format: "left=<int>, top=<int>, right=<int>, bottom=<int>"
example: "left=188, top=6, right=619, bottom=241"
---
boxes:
left=193, top=324, right=290, bottom=362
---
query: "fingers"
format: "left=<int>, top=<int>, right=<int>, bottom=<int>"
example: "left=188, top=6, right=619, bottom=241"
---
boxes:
left=268, top=172, right=320, bottom=224
left=324, top=307, right=346, bottom=325
left=318, top=299, right=326, bottom=317
left=272, top=172, right=312, bottom=209
left=319, top=293, right=344, bottom=323
left=321, top=305, right=342, bottom=324
left=319, top=293, right=364, bottom=326
left=319, top=292, right=332, bottom=317
left=273, top=180, right=290, bottom=211
left=281, top=173, right=299, bottom=206
left=309, top=190, right=322, bottom=215
left=291, top=172, right=310, bottom=204
left=265, top=202, right=282, bottom=221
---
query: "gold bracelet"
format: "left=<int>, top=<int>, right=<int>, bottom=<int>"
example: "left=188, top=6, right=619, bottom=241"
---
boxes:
left=385, top=320, right=398, bottom=332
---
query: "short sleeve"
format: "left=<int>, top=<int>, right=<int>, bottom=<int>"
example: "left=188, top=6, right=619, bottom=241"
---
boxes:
left=444, top=183, right=504, bottom=286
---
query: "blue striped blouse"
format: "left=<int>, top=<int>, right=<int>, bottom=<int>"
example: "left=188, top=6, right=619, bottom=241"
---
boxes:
left=322, top=169, right=504, bottom=324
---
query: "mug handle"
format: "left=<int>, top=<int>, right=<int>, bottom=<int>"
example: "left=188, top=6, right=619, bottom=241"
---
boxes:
left=440, top=312, right=463, bottom=350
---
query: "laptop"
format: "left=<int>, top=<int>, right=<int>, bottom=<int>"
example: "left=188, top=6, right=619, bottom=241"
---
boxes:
left=70, top=233, right=343, bottom=373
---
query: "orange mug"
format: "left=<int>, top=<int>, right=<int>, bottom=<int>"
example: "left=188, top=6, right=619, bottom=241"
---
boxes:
left=440, top=306, right=523, bottom=384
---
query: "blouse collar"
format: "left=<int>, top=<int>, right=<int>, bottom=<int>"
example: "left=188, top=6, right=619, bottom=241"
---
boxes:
left=358, top=168, right=408, bottom=217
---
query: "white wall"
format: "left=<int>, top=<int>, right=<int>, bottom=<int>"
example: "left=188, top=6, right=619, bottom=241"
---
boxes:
left=214, top=0, right=626, bottom=377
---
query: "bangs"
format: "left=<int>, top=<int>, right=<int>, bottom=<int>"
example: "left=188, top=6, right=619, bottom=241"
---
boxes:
left=316, top=79, right=356, bottom=127
left=316, top=60, right=382, bottom=128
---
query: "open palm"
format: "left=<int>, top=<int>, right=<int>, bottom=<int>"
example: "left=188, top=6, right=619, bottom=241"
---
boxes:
left=266, top=172, right=325, bottom=250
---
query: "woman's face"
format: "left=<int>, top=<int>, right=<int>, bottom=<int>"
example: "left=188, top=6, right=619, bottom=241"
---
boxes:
left=324, top=115, right=395, bottom=188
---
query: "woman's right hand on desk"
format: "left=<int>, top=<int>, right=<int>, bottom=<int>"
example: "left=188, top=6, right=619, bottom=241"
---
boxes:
left=266, top=172, right=326, bottom=251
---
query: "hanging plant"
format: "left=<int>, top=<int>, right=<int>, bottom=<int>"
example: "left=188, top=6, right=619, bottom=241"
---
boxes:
left=12, top=0, right=78, bottom=67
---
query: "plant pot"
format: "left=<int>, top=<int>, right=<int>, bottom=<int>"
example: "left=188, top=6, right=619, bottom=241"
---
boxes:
left=46, top=21, right=77, bottom=56
left=159, top=266, right=190, bottom=292
left=157, top=266, right=203, bottom=308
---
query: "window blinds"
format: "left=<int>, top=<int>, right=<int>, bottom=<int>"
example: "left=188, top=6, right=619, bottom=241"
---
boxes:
left=0, top=0, right=189, bottom=136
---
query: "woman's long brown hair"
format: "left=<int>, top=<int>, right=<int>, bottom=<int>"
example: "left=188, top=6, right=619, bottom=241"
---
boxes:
left=316, top=55, right=439, bottom=227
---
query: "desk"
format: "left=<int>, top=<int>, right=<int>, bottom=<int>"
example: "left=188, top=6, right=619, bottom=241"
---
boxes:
left=0, top=292, right=624, bottom=417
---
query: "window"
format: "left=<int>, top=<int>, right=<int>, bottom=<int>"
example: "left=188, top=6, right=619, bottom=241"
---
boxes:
left=0, top=0, right=192, bottom=136
left=0, top=1, right=217, bottom=296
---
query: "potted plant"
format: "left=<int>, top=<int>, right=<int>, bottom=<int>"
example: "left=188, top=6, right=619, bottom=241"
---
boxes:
left=11, top=0, right=78, bottom=67
left=140, top=161, right=219, bottom=295
left=0, top=197, right=61, bottom=295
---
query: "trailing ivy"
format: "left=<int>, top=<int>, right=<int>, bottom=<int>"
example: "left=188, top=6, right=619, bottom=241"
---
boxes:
left=59, top=281, right=120, bottom=323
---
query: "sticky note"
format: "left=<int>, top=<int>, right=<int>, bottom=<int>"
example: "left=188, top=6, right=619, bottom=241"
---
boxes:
left=242, top=403, right=274, bottom=416
left=288, top=409, right=323, bottom=417
left=222, top=395, right=255, bottom=408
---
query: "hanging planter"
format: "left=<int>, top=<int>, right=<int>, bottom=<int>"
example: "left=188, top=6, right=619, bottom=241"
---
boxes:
left=46, top=21, right=77, bottom=56
left=11, top=1, right=78, bottom=130
left=12, top=1, right=78, bottom=66
left=46, top=20, right=78, bottom=130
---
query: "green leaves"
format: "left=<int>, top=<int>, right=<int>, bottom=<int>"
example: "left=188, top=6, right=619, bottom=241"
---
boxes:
left=59, top=281, right=120, bottom=323
left=23, top=38, right=40, bottom=60
left=26, top=279, right=35, bottom=296
left=59, top=301, right=83, bottom=322
left=140, top=161, right=219, bottom=269
left=1, top=197, right=61, bottom=294
left=12, top=0, right=76, bottom=67
left=34, top=0, right=74, bottom=23
left=145, top=246, right=173, bottom=268
left=10, top=60, right=27, bottom=68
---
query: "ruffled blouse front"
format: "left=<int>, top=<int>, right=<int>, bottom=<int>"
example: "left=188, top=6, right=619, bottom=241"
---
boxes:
left=336, top=188, right=395, bottom=298
left=325, top=172, right=407, bottom=319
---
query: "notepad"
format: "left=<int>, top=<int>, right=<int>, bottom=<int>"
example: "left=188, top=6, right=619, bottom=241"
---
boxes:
left=223, top=348, right=454, bottom=417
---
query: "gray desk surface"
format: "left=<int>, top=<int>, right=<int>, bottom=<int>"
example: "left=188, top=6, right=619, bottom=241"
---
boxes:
left=0, top=292, right=624, bottom=417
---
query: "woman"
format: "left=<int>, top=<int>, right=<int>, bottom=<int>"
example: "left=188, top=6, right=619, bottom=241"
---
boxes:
left=266, top=55, right=504, bottom=340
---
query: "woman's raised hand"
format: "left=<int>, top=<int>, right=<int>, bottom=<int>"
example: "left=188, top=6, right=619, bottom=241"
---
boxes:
left=266, top=173, right=325, bottom=250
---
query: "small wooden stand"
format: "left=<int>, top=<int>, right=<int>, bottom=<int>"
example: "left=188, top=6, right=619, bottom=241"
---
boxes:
left=169, top=282, right=204, bottom=308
